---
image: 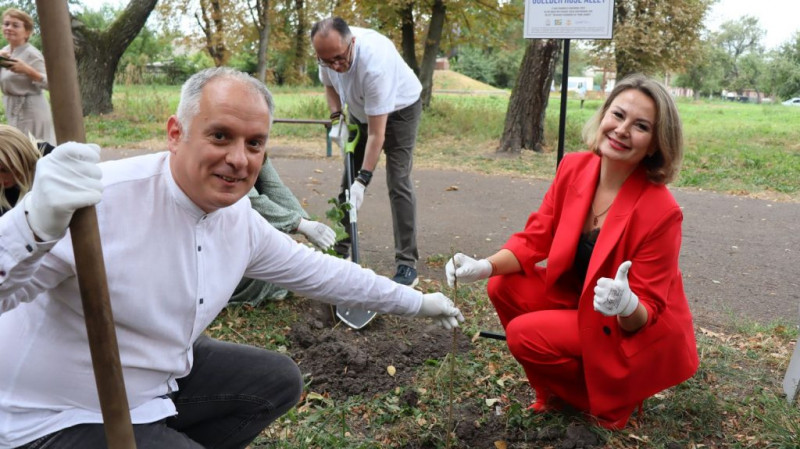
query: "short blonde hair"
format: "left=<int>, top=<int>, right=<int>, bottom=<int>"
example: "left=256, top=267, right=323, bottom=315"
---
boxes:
left=0, top=125, right=41, bottom=212
left=2, top=8, right=35, bottom=39
left=581, top=73, right=684, bottom=184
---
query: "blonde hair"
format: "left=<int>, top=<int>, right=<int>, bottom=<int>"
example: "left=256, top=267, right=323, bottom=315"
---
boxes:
left=581, top=73, right=684, bottom=184
left=2, top=8, right=35, bottom=40
left=0, top=125, right=41, bottom=212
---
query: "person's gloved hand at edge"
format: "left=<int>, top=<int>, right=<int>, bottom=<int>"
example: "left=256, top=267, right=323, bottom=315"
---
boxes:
left=593, top=261, right=639, bottom=317
left=296, top=218, right=336, bottom=251
left=415, top=292, right=465, bottom=330
left=328, top=114, right=347, bottom=150
left=445, top=253, right=493, bottom=287
left=22, top=142, right=103, bottom=242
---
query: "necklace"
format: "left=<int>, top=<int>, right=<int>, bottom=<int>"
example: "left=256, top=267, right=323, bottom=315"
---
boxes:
left=591, top=202, right=613, bottom=227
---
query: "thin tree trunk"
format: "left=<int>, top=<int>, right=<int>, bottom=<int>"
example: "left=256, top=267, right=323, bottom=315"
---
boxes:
left=292, top=0, right=306, bottom=81
left=252, top=0, right=270, bottom=82
left=197, top=0, right=229, bottom=67
left=399, top=1, right=419, bottom=76
left=418, top=0, right=445, bottom=109
left=498, top=39, right=560, bottom=153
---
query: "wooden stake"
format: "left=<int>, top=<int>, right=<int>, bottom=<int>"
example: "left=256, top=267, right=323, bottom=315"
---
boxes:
left=35, top=2, right=136, bottom=448
left=445, top=249, right=459, bottom=448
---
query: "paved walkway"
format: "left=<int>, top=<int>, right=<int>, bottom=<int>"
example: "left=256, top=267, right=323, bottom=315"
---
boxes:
left=269, top=154, right=799, bottom=330
left=102, top=147, right=799, bottom=329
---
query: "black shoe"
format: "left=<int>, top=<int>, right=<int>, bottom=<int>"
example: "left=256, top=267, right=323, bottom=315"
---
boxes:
left=393, top=265, right=419, bottom=288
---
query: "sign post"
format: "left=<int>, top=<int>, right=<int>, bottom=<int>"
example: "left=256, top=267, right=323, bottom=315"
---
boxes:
left=523, top=0, right=615, bottom=166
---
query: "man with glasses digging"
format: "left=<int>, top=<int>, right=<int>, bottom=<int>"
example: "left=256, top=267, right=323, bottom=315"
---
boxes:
left=311, top=17, right=422, bottom=288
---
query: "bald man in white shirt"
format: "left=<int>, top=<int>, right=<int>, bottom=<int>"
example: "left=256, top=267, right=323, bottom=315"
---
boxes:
left=0, top=67, right=462, bottom=449
left=311, top=17, right=423, bottom=288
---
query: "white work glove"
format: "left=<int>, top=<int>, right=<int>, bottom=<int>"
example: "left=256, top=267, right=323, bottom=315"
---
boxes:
left=416, top=292, right=465, bottom=330
left=329, top=120, right=347, bottom=150
left=348, top=181, right=365, bottom=210
left=296, top=218, right=336, bottom=250
left=23, top=142, right=103, bottom=241
left=593, top=261, right=639, bottom=317
left=445, top=253, right=492, bottom=287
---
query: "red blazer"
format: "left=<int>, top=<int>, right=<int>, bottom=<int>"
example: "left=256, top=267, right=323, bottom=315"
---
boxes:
left=503, top=152, right=699, bottom=417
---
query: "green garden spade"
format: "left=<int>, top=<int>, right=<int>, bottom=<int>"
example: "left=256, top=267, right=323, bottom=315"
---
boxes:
left=336, top=124, right=378, bottom=329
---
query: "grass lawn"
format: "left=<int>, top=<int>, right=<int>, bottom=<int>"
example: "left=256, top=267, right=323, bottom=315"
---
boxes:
left=59, top=81, right=800, bottom=202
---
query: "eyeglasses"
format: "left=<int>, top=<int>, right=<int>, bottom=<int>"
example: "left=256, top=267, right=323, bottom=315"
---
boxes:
left=317, top=39, right=353, bottom=69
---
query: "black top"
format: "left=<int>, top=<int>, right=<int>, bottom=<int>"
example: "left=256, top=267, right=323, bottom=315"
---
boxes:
left=573, top=227, right=600, bottom=285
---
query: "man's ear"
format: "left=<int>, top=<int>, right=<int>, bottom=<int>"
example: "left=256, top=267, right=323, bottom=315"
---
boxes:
left=166, top=115, right=182, bottom=153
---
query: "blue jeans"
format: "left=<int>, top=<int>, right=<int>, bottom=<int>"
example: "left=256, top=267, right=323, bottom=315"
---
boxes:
left=17, top=336, right=303, bottom=449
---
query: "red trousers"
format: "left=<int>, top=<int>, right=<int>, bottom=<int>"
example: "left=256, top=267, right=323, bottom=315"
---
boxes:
left=487, top=269, right=635, bottom=428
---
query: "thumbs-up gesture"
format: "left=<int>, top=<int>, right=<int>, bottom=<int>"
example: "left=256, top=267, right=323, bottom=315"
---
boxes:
left=593, top=261, right=639, bottom=317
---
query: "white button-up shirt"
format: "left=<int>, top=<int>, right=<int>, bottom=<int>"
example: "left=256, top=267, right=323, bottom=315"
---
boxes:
left=0, top=152, right=422, bottom=447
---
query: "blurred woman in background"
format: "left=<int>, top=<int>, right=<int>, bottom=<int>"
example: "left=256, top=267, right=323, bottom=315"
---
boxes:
left=1, top=8, right=55, bottom=144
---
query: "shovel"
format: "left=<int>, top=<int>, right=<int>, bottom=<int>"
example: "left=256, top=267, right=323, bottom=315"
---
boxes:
left=336, top=123, right=378, bottom=329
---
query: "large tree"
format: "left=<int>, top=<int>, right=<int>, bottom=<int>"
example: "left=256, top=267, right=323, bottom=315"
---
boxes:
left=714, top=16, right=765, bottom=94
left=71, top=0, right=158, bottom=115
left=417, top=0, right=445, bottom=108
left=593, top=0, right=713, bottom=78
left=498, top=39, right=560, bottom=153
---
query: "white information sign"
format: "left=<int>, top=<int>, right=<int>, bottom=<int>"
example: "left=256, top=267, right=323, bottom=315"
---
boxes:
left=524, top=0, right=614, bottom=39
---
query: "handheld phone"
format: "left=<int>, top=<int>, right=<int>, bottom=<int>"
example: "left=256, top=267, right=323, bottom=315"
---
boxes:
left=0, top=55, right=17, bottom=68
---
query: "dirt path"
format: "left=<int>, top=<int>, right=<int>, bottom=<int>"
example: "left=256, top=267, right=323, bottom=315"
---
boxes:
left=266, top=153, right=799, bottom=330
left=101, top=146, right=799, bottom=328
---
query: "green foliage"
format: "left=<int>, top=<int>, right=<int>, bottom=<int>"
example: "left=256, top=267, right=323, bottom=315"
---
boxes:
left=323, top=198, right=349, bottom=257
left=451, top=46, right=524, bottom=90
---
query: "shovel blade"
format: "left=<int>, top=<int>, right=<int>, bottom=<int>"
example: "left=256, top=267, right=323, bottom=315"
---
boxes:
left=336, top=306, right=378, bottom=330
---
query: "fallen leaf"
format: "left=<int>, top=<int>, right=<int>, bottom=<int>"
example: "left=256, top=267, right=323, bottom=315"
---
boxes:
left=387, top=365, right=396, bottom=376
left=494, top=441, right=508, bottom=449
left=445, top=185, right=459, bottom=191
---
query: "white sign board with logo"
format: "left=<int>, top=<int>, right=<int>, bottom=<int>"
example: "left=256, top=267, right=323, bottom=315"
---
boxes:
left=524, top=0, right=614, bottom=39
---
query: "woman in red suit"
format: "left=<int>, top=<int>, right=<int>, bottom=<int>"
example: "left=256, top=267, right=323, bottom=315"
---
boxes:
left=446, top=73, right=698, bottom=429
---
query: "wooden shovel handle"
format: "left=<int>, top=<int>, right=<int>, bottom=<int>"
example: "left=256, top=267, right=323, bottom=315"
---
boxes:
left=35, top=2, right=136, bottom=448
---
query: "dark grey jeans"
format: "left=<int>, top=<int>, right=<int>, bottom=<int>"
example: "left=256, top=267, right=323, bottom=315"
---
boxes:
left=17, top=336, right=302, bottom=449
left=335, top=98, right=422, bottom=268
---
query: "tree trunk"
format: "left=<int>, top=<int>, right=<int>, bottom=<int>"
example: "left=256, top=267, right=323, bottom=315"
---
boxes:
left=292, top=0, right=306, bottom=82
left=399, top=1, right=419, bottom=76
left=252, top=0, right=270, bottom=82
left=498, top=39, right=560, bottom=153
left=72, top=0, right=158, bottom=115
left=418, top=0, right=445, bottom=109
left=197, top=0, right=229, bottom=67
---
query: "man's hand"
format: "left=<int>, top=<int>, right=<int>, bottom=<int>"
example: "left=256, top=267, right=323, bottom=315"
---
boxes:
left=348, top=181, right=365, bottom=210
left=23, top=142, right=103, bottom=241
left=416, top=293, right=465, bottom=330
left=329, top=120, right=347, bottom=150
left=445, top=253, right=492, bottom=287
left=296, top=218, right=336, bottom=250
left=593, top=261, right=639, bottom=317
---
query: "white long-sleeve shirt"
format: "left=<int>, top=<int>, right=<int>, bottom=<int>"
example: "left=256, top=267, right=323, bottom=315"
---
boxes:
left=0, top=152, right=422, bottom=447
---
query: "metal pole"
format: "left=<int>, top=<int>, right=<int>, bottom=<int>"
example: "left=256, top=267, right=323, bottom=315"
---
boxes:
left=35, top=2, right=136, bottom=448
left=556, top=39, right=570, bottom=167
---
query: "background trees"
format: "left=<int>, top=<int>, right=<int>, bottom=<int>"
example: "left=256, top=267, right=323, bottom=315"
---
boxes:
left=1, top=0, right=799, bottom=145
